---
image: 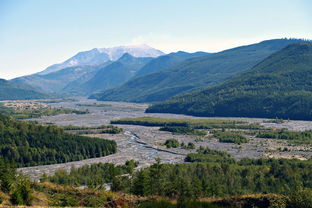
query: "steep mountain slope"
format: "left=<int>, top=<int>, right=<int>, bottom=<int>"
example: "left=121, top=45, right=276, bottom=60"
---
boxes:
left=0, top=79, right=47, bottom=100
left=92, top=39, right=302, bottom=103
left=147, top=42, right=312, bottom=120
left=13, top=44, right=164, bottom=94
left=67, top=53, right=154, bottom=95
left=39, top=44, right=164, bottom=75
left=12, top=63, right=111, bottom=93
left=62, top=64, right=110, bottom=95
left=135, top=51, right=208, bottom=77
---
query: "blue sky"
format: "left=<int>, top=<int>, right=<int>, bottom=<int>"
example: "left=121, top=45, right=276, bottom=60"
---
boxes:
left=0, top=0, right=311, bottom=79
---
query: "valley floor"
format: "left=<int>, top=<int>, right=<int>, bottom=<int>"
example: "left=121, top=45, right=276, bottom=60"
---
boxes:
left=19, top=98, right=312, bottom=181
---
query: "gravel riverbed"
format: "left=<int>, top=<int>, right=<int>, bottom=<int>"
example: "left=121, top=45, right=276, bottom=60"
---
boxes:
left=18, top=99, right=312, bottom=181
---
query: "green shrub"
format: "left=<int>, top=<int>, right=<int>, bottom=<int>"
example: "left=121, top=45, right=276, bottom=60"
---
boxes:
left=10, top=176, right=33, bottom=206
left=84, top=195, right=107, bottom=207
left=160, top=126, right=206, bottom=136
left=164, top=139, right=180, bottom=148
left=269, top=196, right=287, bottom=208
left=187, top=142, right=195, bottom=149
left=181, top=142, right=195, bottom=149
left=137, top=200, right=175, bottom=208
left=63, top=124, right=123, bottom=134
left=111, top=117, right=259, bottom=130
left=214, top=131, right=249, bottom=144
left=54, top=194, right=79, bottom=207
left=136, top=200, right=225, bottom=208
left=0, top=158, right=16, bottom=193
left=257, top=130, right=312, bottom=145
left=288, top=188, right=312, bottom=208
left=185, top=147, right=234, bottom=163
left=183, top=201, right=226, bottom=208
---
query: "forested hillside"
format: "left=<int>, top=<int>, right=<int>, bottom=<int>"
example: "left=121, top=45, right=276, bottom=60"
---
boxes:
left=12, top=64, right=105, bottom=93
left=135, top=51, right=208, bottom=77
left=0, top=79, right=47, bottom=100
left=147, top=42, right=312, bottom=120
left=0, top=114, right=117, bottom=167
left=69, top=53, right=153, bottom=95
left=92, top=39, right=302, bottom=102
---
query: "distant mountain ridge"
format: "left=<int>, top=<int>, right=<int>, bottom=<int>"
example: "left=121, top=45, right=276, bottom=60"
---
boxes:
left=147, top=42, right=312, bottom=120
left=12, top=44, right=164, bottom=94
left=38, top=44, right=164, bottom=75
left=12, top=64, right=110, bottom=93
left=91, top=38, right=302, bottom=103
left=0, top=79, right=47, bottom=100
left=10, top=39, right=307, bottom=103
left=135, top=51, right=209, bottom=77
left=64, top=53, right=153, bottom=95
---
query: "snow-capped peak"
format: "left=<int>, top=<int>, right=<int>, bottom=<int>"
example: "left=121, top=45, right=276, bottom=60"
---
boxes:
left=97, top=44, right=164, bottom=60
left=38, top=44, right=164, bottom=75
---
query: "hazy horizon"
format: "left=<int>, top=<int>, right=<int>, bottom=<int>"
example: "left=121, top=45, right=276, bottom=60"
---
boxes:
left=1, top=0, right=311, bottom=79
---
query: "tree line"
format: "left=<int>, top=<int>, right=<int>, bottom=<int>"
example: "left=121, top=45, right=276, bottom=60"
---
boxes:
left=0, top=113, right=117, bottom=167
left=44, top=148, right=312, bottom=208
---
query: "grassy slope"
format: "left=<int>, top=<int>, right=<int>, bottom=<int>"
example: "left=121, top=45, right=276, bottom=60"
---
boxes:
left=0, top=182, right=287, bottom=208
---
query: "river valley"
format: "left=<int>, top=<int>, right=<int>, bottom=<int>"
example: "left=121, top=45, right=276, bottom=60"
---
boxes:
left=18, top=98, right=312, bottom=181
